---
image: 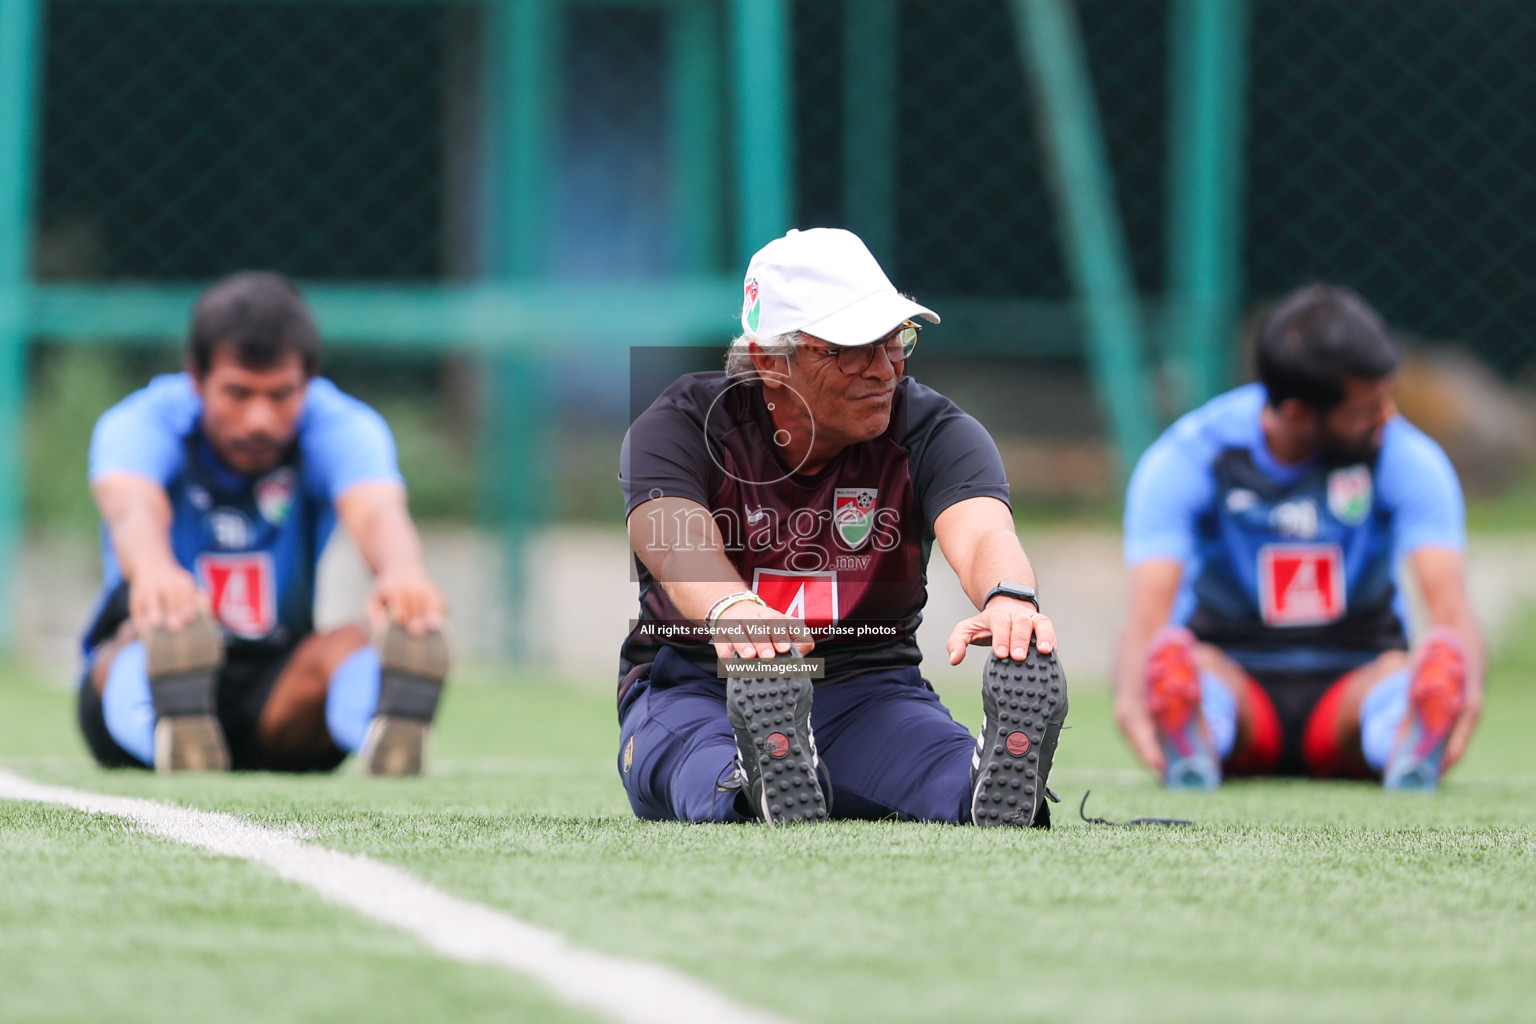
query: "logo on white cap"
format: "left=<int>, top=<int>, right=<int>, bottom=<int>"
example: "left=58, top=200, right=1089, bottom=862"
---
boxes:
left=741, top=228, right=939, bottom=347
left=744, top=277, right=761, bottom=333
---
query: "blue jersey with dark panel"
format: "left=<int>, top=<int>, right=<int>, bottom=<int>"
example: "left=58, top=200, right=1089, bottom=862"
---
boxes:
left=1125, top=383, right=1464, bottom=674
left=82, top=373, right=401, bottom=657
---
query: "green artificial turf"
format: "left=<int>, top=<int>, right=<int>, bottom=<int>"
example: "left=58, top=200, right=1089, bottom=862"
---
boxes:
left=3, top=618, right=1536, bottom=1024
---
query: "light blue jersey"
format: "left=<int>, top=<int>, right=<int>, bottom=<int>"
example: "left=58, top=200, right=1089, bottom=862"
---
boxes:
left=83, top=373, right=401, bottom=655
left=1124, top=383, right=1464, bottom=674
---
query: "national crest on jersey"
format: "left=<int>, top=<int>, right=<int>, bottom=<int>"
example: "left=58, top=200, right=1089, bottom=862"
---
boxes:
left=833, top=487, right=878, bottom=550
left=1188, top=448, right=1402, bottom=653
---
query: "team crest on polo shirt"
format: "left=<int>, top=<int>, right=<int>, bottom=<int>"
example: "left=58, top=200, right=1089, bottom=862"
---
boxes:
left=1327, top=465, right=1372, bottom=526
left=833, top=487, right=878, bottom=549
left=256, top=467, right=295, bottom=525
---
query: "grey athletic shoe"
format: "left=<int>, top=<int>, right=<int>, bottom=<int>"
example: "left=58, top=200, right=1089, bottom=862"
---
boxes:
left=359, top=625, right=449, bottom=777
left=144, top=610, right=230, bottom=772
left=725, top=666, right=827, bottom=825
left=971, top=642, right=1068, bottom=828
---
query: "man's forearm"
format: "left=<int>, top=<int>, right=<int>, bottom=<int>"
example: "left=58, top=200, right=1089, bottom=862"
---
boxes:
left=353, top=504, right=428, bottom=578
left=100, top=494, right=179, bottom=583
left=960, top=528, right=1037, bottom=609
left=1440, top=608, right=1485, bottom=688
left=660, top=579, right=757, bottom=626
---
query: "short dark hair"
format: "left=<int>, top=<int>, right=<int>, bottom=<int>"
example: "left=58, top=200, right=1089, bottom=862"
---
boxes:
left=1254, top=284, right=1400, bottom=412
left=188, top=271, right=320, bottom=378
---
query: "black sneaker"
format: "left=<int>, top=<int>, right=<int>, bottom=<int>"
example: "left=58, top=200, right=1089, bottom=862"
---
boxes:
left=359, top=625, right=449, bottom=777
left=144, top=610, right=230, bottom=773
left=971, top=642, right=1068, bottom=828
left=725, top=668, right=827, bottom=825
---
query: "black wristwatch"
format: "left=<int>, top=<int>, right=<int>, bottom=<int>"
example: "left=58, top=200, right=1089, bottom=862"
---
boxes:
left=983, top=581, right=1039, bottom=612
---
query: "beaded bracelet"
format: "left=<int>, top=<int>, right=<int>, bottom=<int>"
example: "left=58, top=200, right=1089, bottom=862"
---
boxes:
left=705, top=591, right=767, bottom=631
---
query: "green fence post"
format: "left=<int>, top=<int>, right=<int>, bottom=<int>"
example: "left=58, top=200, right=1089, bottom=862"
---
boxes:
left=671, top=0, right=722, bottom=273
left=842, top=0, right=898, bottom=266
left=1012, top=0, right=1157, bottom=472
left=0, top=0, right=43, bottom=648
left=729, top=0, right=792, bottom=262
left=480, top=0, right=559, bottom=657
left=1166, top=0, right=1249, bottom=411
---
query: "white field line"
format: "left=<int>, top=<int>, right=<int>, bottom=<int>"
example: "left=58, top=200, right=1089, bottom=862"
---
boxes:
left=0, top=769, right=792, bottom=1024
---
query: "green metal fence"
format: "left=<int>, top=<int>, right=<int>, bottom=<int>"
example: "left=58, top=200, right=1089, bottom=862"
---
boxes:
left=2, top=0, right=1533, bottom=648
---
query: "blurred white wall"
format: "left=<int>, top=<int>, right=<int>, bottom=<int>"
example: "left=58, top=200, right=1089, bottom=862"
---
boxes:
left=24, top=527, right=1536, bottom=689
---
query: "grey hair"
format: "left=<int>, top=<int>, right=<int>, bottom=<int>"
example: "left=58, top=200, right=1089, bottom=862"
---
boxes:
left=724, top=331, right=800, bottom=382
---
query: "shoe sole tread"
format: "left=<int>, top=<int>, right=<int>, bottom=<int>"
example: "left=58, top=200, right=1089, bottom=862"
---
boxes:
left=726, top=675, right=827, bottom=825
left=972, top=647, right=1067, bottom=828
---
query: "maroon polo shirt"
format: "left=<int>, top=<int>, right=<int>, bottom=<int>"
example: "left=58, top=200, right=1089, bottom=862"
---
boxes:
left=619, top=371, right=1010, bottom=695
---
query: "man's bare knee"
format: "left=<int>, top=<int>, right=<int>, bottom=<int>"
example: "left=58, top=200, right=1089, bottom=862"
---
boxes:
left=303, top=624, right=370, bottom=679
left=89, top=620, right=141, bottom=696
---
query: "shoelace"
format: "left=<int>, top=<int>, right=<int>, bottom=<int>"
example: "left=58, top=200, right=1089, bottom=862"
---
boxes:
left=1078, top=789, right=1193, bottom=827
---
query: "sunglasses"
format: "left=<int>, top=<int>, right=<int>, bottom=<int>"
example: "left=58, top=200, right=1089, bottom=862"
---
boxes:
left=799, top=321, right=921, bottom=375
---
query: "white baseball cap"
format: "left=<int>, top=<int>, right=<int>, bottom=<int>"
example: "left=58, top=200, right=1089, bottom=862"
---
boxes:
left=740, top=228, right=939, bottom=346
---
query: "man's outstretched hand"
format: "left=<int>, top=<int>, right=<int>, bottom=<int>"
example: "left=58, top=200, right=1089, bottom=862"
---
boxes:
left=711, top=601, right=814, bottom=660
left=368, top=567, right=447, bottom=636
left=946, top=596, right=1056, bottom=665
left=129, top=563, right=207, bottom=632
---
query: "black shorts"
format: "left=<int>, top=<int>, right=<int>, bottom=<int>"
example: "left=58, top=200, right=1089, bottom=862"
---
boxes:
left=1238, top=665, right=1381, bottom=778
left=77, top=646, right=348, bottom=773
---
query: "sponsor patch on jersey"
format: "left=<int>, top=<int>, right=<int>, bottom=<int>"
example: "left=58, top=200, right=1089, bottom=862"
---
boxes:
left=833, top=487, right=878, bottom=549
left=196, top=551, right=277, bottom=638
left=1328, top=465, right=1372, bottom=526
left=256, top=468, right=295, bottom=525
left=752, top=568, right=839, bottom=627
left=207, top=508, right=255, bottom=550
left=1258, top=544, right=1345, bottom=627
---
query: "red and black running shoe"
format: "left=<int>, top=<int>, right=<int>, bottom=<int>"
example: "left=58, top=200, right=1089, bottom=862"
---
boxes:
left=971, top=640, right=1068, bottom=828
left=1145, top=626, right=1220, bottom=790
left=1384, top=628, right=1465, bottom=791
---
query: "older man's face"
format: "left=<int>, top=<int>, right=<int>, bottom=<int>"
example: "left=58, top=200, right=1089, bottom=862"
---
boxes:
left=780, top=333, right=904, bottom=447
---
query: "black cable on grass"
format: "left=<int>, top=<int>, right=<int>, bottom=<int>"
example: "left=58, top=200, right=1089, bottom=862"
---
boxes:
left=1078, top=790, right=1194, bottom=828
